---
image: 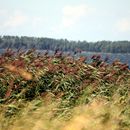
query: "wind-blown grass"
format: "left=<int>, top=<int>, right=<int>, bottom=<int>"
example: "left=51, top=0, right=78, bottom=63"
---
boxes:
left=0, top=49, right=130, bottom=130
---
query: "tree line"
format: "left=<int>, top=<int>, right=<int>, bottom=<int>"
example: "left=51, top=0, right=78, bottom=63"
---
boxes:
left=0, top=36, right=130, bottom=53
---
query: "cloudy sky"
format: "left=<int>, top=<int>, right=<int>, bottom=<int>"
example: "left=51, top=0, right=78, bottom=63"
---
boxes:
left=0, top=0, right=130, bottom=41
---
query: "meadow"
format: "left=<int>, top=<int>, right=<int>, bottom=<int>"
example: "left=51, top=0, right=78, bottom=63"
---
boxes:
left=0, top=49, right=130, bottom=130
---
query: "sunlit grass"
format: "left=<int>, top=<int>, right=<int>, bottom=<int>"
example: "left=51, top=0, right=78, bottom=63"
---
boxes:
left=1, top=93, right=130, bottom=130
left=0, top=49, right=130, bottom=130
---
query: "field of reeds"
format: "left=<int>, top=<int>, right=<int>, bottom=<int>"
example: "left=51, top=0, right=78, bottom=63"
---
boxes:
left=0, top=49, right=130, bottom=130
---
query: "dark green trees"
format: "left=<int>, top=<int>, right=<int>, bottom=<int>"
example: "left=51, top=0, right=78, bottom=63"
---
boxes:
left=0, top=36, right=130, bottom=53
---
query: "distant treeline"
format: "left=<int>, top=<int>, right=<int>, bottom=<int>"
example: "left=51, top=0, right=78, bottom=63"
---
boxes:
left=0, top=36, right=130, bottom=53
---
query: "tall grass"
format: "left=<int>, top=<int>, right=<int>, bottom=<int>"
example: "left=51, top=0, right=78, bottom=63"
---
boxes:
left=1, top=93, right=130, bottom=130
left=0, top=49, right=130, bottom=130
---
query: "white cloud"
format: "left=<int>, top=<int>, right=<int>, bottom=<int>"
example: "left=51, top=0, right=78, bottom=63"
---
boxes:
left=62, top=4, right=92, bottom=27
left=0, top=10, right=47, bottom=31
left=116, top=18, right=130, bottom=32
left=3, top=12, right=27, bottom=28
left=31, top=16, right=46, bottom=28
left=0, top=10, right=28, bottom=30
left=0, top=10, right=8, bottom=16
left=51, top=4, right=95, bottom=37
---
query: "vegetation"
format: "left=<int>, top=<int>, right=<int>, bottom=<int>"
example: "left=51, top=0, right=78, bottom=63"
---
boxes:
left=0, top=49, right=130, bottom=130
left=0, top=36, right=130, bottom=53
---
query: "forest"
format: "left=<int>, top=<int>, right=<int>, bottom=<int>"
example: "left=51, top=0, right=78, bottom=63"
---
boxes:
left=0, top=36, right=130, bottom=53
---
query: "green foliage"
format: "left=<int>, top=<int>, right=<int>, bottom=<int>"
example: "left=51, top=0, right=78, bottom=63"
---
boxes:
left=0, top=36, right=130, bottom=53
left=0, top=49, right=130, bottom=129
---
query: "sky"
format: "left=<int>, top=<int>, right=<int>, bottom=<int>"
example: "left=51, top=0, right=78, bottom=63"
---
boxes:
left=0, top=0, right=130, bottom=41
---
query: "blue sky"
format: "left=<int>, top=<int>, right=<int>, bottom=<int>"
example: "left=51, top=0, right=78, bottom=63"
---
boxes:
left=0, top=0, right=130, bottom=41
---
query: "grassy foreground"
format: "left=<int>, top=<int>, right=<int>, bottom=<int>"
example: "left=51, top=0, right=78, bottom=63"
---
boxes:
left=0, top=49, right=130, bottom=130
